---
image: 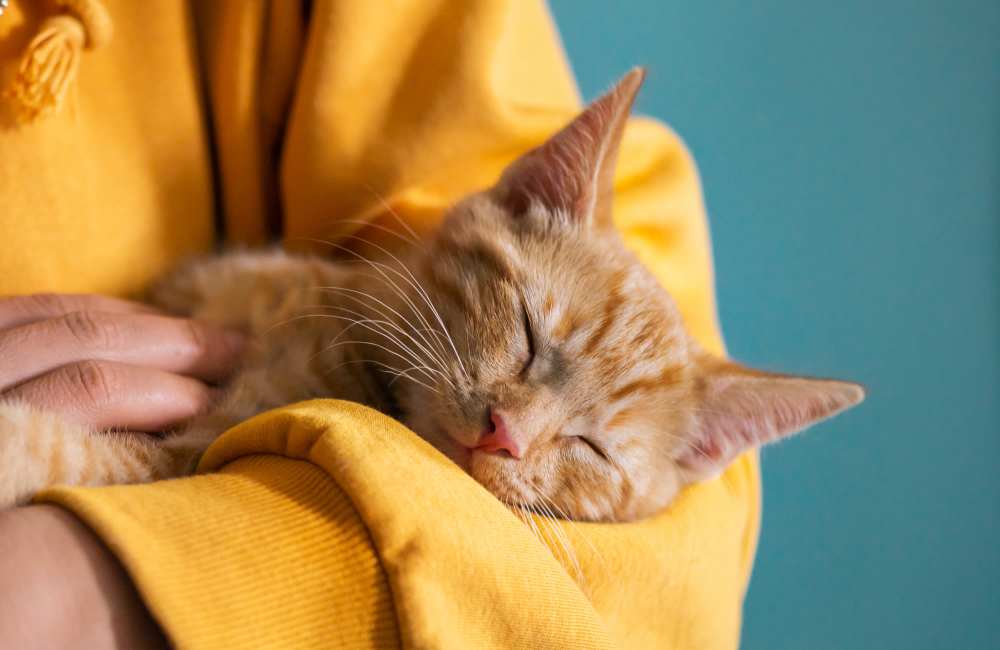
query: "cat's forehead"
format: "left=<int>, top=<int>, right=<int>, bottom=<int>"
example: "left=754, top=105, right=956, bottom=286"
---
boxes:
left=438, top=194, right=680, bottom=310
left=439, top=194, right=623, bottom=273
left=436, top=193, right=688, bottom=359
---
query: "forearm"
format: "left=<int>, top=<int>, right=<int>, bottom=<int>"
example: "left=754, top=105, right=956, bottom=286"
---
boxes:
left=0, top=505, right=167, bottom=650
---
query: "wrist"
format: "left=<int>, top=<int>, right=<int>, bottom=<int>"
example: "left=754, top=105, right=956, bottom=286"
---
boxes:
left=0, top=505, right=167, bottom=649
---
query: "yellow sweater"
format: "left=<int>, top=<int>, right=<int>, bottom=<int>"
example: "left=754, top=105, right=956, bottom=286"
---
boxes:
left=1, top=1, right=760, bottom=647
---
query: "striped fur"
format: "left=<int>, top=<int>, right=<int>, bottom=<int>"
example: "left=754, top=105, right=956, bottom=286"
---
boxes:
left=0, top=400, right=189, bottom=505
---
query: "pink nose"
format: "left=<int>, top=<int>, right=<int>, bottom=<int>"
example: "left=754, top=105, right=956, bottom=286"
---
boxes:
left=474, top=410, right=522, bottom=459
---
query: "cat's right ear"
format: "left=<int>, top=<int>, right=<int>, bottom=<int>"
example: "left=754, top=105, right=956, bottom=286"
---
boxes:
left=492, top=68, right=645, bottom=229
left=675, top=354, right=866, bottom=482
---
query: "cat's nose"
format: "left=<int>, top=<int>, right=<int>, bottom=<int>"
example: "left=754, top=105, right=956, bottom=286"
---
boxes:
left=474, top=409, right=523, bottom=459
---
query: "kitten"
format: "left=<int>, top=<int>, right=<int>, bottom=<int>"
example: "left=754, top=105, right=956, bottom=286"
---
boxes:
left=0, top=69, right=864, bottom=521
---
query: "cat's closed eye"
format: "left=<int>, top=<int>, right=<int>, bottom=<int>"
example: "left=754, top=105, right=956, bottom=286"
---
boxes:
left=519, top=299, right=536, bottom=375
left=575, top=435, right=610, bottom=461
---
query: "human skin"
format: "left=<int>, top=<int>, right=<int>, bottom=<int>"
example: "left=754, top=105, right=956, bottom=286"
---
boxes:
left=0, top=294, right=245, bottom=430
left=0, top=293, right=246, bottom=647
left=0, top=505, right=168, bottom=648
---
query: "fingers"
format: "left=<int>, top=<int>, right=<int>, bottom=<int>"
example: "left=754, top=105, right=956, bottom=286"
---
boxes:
left=0, top=294, right=245, bottom=433
left=6, top=361, right=218, bottom=432
left=0, top=294, right=157, bottom=331
left=0, top=311, right=246, bottom=391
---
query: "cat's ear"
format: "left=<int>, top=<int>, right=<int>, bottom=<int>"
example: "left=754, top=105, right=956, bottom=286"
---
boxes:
left=492, top=67, right=645, bottom=229
left=676, top=354, right=866, bottom=481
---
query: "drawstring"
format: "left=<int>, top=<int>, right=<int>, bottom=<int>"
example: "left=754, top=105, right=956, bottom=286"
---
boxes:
left=2, top=0, right=112, bottom=124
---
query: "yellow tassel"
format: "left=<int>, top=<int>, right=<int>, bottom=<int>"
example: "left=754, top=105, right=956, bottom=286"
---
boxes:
left=2, top=0, right=112, bottom=125
left=3, top=16, right=84, bottom=123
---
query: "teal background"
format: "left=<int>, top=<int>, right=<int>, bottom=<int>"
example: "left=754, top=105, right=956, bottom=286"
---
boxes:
left=548, top=2, right=1000, bottom=648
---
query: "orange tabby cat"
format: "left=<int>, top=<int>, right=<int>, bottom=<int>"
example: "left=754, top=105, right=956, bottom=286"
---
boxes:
left=0, top=69, right=864, bottom=520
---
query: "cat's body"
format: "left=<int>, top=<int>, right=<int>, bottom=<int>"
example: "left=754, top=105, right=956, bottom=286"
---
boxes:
left=0, top=70, right=864, bottom=520
left=0, top=252, right=354, bottom=505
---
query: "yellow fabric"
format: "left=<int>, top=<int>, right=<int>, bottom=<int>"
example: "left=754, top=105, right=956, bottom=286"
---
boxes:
left=46, top=455, right=400, bottom=648
left=1, top=0, right=761, bottom=648
left=0, top=0, right=214, bottom=296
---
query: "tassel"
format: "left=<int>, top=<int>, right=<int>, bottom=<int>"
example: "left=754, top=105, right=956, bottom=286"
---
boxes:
left=2, top=0, right=112, bottom=124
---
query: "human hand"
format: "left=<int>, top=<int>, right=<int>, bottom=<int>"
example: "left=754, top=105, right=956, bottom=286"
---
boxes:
left=0, top=294, right=245, bottom=431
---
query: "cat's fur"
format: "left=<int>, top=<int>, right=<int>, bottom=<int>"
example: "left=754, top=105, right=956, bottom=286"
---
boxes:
left=0, top=69, right=864, bottom=520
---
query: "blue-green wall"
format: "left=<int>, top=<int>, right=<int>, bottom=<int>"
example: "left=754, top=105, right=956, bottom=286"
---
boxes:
left=548, top=2, right=1000, bottom=648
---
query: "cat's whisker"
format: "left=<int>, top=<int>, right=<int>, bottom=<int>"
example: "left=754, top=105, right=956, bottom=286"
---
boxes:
left=325, top=218, right=423, bottom=249
left=342, top=234, right=469, bottom=381
left=314, top=327, right=448, bottom=388
left=349, top=268, right=457, bottom=368
left=310, top=300, right=451, bottom=381
left=263, top=312, right=329, bottom=335
left=301, top=311, right=442, bottom=382
left=314, top=303, right=455, bottom=388
left=295, top=237, right=441, bottom=347
left=359, top=182, right=423, bottom=246
left=334, top=231, right=468, bottom=381
left=505, top=494, right=579, bottom=582
left=301, top=236, right=458, bottom=378
left=379, top=368, right=441, bottom=394
left=537, top=492, right=607, bottom=573
left=300, top=288, right=451, bottom=384
left=323, top=357, right=440, bottom=394
left=504, top=497, right=541, bottom=551
left=322, top=345, right=442, bottom=396
left=313, top=288, right=453, bottom=379
left=533, top=498, right=585, bottom=586
left=519, top=499, right=546, bottom=551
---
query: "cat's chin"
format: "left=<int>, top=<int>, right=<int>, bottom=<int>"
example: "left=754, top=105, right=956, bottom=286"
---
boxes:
left=401, top=416, right=474, bottom=467
left=405, top=416, right=557, bottom=513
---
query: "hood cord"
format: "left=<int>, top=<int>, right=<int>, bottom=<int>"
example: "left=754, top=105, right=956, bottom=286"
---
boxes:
left=2, top=0, right=112, bottom=124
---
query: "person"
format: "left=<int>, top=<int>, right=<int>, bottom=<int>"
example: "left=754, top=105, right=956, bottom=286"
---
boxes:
left=0, top=2, right=760, bottom=648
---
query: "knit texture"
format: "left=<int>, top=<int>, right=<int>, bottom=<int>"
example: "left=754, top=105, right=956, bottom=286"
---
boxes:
left=44, top=456, right=399, bottom=648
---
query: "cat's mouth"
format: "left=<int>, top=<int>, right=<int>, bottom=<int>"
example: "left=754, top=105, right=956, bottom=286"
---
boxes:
left=459, top=442, right=539, bottom=504
left=439, top=426, right=520, bottom=467
left=420, top=418, right=540, bottom=505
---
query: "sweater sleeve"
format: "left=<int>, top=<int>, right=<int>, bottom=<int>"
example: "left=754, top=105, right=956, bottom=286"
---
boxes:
left=39, top=455, right=399, bottom=648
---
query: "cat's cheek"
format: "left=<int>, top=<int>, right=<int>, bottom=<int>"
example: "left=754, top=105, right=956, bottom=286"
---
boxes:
left=618, top=467, right=685, bottom=521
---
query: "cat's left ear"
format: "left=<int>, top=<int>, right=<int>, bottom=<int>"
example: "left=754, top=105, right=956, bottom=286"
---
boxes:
left=493, top=67, right=646, bottom=229
left=676, top=354, right=866, bottom=481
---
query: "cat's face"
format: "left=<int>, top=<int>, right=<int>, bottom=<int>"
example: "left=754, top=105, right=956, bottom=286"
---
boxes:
left=384, top=69, right=864, bottom=521
left=401, top=194, right=697, bottom=521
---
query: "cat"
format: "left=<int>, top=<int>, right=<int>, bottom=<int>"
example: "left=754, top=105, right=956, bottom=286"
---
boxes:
left=0, top=69, right=864, bottom=521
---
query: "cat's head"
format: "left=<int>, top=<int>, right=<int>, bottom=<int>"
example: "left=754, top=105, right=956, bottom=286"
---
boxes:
left=392, top=69, right=864, bottom=521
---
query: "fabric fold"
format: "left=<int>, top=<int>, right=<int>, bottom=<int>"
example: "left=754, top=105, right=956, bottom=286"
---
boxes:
left=41, top=455, right=400, bottom=649
left=198, top=400, right=615, bottom=649
left=45, top=396, right=756, bottom=649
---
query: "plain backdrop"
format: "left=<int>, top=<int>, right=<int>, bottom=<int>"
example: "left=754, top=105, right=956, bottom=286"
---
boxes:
left=548, top=1, right=1000, bottom=648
